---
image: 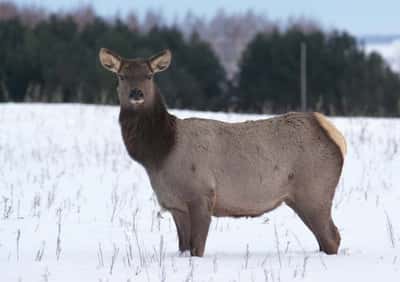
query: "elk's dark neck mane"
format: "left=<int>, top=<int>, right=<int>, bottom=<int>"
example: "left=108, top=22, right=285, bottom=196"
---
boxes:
left=119, top=88, right=176, bottom=169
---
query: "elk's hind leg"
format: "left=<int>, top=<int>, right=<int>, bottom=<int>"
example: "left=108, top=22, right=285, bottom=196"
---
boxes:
left=286, top=198, right=340, bottom=254
left=288, top=137, right=343, bottom=254
left=171, top=210, right=191, bottom=253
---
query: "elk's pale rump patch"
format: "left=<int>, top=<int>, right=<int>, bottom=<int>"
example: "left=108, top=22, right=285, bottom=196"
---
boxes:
left=313, top=112, right=347, bottom=158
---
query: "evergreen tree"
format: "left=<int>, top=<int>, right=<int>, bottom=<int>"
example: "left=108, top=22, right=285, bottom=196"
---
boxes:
left=237, top=28, right=400, bottom=115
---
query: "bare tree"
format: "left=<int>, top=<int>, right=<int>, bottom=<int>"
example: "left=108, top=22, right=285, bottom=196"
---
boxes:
left=142, top=9, right=165, bottom=32
left=0, top=1, right=18, bottom=21
left=69, top=5, right=96, bottom=30
left=19, top=6, right=47, bottom=28
left=125, top=12, right=140, bottom=32
left=181, top=9, right=278, bottom=78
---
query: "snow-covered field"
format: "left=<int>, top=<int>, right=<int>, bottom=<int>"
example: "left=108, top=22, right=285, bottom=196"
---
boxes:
left=0, top=104, right=399, bottom=282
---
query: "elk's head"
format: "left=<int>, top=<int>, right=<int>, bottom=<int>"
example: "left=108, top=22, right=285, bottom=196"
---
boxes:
left=99, top=48, right=171, bottom=110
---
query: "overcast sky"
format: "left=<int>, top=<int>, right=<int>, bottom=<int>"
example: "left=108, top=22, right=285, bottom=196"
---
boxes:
left=11, top=0, right=400, bottom=35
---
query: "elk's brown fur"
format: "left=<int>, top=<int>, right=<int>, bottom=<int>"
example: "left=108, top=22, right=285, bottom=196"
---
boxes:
left=119, top=88, right=176, bottom=168
left=99, top=48, right=346, bottom=257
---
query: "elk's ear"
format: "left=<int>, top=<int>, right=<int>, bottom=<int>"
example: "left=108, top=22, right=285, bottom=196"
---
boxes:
left=99, top=48, right=122, bottom=73
left=148, top=49, right=171, bottom=73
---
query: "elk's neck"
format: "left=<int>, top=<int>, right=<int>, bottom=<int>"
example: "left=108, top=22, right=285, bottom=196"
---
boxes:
left=119, top=90, right=176, bottom=169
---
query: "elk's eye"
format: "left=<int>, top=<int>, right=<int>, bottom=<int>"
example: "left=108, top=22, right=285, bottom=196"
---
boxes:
left=118, top=75, right=125, bottom=81
left=146, top=74, right=153, bottom=80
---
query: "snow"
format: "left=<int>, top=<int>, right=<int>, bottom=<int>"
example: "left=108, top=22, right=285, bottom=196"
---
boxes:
left=365, top=40, right=400, bottom=71
left=0, top=104, right=399, bottom=281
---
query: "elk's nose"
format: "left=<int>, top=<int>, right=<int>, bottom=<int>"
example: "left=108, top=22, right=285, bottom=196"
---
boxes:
left=129, top=88, right=144, bottom=100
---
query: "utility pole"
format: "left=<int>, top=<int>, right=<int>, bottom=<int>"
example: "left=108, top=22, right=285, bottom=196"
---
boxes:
left=300, top=42, right=307, bottom=112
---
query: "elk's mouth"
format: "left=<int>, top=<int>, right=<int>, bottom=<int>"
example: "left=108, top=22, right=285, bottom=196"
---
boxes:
left=130, top=99, right=144, bottom=105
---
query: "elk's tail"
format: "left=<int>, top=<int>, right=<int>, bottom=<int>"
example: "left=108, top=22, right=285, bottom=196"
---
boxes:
left=313, top=112, right=347, bottom=160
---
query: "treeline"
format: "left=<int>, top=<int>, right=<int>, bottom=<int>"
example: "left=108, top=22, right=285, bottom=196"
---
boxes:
left=237, top=30, right=400, bottom=115
left=0, top=17, right=226, bottom=110
left=0, top=4, right=400, bottom=116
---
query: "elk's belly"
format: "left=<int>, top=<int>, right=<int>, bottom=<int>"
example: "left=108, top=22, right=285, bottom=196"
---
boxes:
left=213, top=194, right=286, bottom=218
left=210, top=158, right=293, bottom=217
left=212, top=181, right=290, bottom=218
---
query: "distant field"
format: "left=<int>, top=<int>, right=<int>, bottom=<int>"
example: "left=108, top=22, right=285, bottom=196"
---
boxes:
left=0, top=104, right=399, bottom=281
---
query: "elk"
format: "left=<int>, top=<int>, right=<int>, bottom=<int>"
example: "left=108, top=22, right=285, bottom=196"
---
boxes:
left=99, top=48, right=346, bottom=257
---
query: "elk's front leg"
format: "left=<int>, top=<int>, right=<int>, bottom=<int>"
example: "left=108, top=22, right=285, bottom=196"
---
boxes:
left=188, top=197, right=212, bottom=257
left=171, top=209, right=191, bottom=253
